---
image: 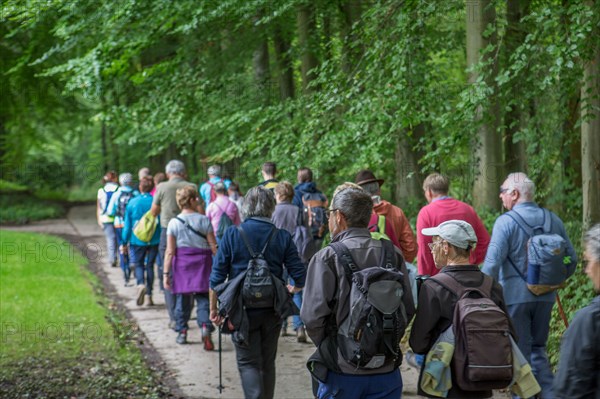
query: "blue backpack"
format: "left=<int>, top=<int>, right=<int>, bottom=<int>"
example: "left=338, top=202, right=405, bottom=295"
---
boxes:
left=507, top=209, right=569, bottom=295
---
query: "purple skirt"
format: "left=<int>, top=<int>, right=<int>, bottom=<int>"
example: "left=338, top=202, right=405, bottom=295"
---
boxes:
left=172, top=247, right=213, bottom=294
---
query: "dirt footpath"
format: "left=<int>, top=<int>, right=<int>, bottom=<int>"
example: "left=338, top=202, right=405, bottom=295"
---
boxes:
left=3, top=205, right=510, bottom=399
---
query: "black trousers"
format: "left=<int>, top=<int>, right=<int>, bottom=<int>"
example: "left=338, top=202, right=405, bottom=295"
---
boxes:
left=234, top=309, right=281, bottom=399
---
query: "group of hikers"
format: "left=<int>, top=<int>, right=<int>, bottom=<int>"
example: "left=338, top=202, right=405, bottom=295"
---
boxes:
left=96, top=160, right=599, bottom=399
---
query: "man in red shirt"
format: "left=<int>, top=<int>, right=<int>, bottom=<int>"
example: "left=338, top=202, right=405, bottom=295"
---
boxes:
left=416, top=173, right=490, bottom=277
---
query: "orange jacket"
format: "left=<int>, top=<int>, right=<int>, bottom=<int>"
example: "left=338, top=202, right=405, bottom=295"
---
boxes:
left=373, top=200, right=417, bottom=263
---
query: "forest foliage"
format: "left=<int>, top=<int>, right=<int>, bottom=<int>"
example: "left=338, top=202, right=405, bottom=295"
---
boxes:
left=2, top=0, right=598, bottom=221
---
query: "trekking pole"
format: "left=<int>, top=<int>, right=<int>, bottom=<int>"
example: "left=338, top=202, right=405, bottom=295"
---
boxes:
left=217, top=324, right=224, bottom=394
left=556, top=293, right=569, bottom=329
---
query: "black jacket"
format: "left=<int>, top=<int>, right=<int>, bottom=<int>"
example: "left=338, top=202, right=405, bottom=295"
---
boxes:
left=214, top=270, right=298, bottom=347
left=553, top=295, right=600, bottom=399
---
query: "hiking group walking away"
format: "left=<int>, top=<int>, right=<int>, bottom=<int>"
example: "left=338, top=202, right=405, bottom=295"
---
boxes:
left=96, top=161, right=598, bottom=399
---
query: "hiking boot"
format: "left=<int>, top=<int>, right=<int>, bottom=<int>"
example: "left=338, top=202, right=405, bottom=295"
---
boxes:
left=405, top=350, right=421, bottom=370
left=280, top=326, right=289, bottom=337
left=201, top=323, right=214, bottom=350
left=136, top=285, right=147, bottom=306
left=111, top=259, right=117, bottom=268
left=296, top=326, right=307, bottom=343
left=144, top=295, right=153, bottom=306
left=176, top=330, right=187, bottom=345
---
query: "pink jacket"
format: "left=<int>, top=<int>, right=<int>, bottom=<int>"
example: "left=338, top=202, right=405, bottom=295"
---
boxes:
left=206, top=195, right=241, bottom=235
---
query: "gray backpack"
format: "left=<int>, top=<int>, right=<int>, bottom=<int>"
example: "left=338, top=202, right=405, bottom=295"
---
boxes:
left=330, top=240, right=408, bottom=369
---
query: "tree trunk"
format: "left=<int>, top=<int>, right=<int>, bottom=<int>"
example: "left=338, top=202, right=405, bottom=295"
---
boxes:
left=467, top=0, right=502, bottom=211
left=339, top=0, right=363, bottom=76
left=581, top=42, right=600, bottom=228
left=273, top=23, right=295, bottom=101
left=253, top=12, right=271, bottom=105
left=297, top=4, right=319, bottom=93
left=504, top=0, right=528, bottom=173
left=395, top=124, right=425, bottom=206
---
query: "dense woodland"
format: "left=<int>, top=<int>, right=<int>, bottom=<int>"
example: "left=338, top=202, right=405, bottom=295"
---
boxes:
left=1, top=0, right=599, bottom=228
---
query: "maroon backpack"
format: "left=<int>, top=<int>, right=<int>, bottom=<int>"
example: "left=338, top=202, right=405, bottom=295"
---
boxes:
left=432, top=273, right=513, bottom=391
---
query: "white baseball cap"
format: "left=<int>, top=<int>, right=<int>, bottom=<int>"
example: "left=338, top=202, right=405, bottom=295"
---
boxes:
left=422, top=220, right=477, bottom=250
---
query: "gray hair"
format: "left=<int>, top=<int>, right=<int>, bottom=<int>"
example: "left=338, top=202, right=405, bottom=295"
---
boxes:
left=165, top=160, right=186, bottom=176
left=505, top=172, right=535, bottom=201
left=331, top=185, right=373, bottom=228
left=242, top=186, right=276, bottom=219
left=214, top=181, right=227, bottom=194
left=208, top=165, right=221, bottom=176
left=360, top=181, right=380, bottom=196
left=584, top=224, right=600, bottom=263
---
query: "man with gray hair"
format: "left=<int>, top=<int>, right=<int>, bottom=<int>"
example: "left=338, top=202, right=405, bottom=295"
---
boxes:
left=199, top=164, right=230, bottom=209
left=302, top=183, right=415, bottom=398
left=151, top=160, right=200, bottom=329
left=483, top=172, right=577, bottom=398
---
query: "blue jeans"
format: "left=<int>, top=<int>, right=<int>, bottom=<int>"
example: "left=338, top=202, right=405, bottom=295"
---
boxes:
left=288, top=276, right=304, bottom=330
left=115, top=227, right=130, bottom=282
left=159, top=228, right=176, bottom=322
left=318, top=369, right=402, bottom=399
left=129, top=244, right=158, bottom=296
left=102, top=223, right=117, bottom=264
left=508, top=301, right=554, bottom=399
left=174, top=293, right=213, bottom=333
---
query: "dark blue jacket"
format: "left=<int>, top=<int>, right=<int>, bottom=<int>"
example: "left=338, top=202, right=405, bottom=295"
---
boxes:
left=293, top=182, right=326, bottom=208
left=210, top=217, right=306, bottom=289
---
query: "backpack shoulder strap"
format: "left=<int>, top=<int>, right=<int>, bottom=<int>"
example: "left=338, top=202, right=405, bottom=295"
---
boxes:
left=379, top=238, right=396, bottom=269
left=430, top=272, right=466, bottom=298
left=377, top=215, right=386, bottom=235
left=258, top=226, right=278, bottom=257
left=541, top=208, right=553, bottom=233
left=506, top=210, right=534, bottom=237
left=329, top=241, right=358, bottom=283
left=433, top=271, right=494, bottom=299
left=237, top=226, right=256, bottom=258
left=175, top=216, right=207, bottom=240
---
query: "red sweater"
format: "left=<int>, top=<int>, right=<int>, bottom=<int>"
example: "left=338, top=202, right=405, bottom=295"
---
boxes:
left=416, top=197, right=490, bottom=276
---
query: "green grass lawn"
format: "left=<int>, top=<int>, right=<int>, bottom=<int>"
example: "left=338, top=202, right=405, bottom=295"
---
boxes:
left=0, top=231, right=169, bottom=398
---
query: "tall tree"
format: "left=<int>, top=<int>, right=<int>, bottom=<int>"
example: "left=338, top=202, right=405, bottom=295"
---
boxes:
left=253, top=11, right=271, bottom=105
left=581, top=37, right=600, bottom=227
left=467, top=0, right=502, bottom=210
left=504, top=0, right=529, bottom=173
left=273, top=22, right=295, bottom=101
left=297, top=3, right=319, bottom=93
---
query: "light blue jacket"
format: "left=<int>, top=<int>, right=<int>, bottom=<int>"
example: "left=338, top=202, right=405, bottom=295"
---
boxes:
left=482, top=202, right=577, bottom=305
left=107, top=186, right=139, bottom=227
left=122, top=193, right=161, bottom=246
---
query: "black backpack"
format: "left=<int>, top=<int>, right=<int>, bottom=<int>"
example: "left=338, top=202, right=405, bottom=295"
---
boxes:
left=238, top=226, right=279, bottom=309
left=330, top=239, right=409, bottom=370
left=116, top=190, right=134, bottom=218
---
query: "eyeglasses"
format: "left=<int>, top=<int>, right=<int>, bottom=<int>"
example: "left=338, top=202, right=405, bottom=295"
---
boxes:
left=325, top=208, right=339, bottom=218
left=499, top=186, right=510, bottom=194
left=428, top=240, right=443, bottom=252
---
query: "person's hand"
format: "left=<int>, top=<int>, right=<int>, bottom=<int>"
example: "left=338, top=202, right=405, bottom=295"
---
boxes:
left=163, top=274, right=172, bottom=290
left=287, top=284, right=302, bottom=294
left=97, top=220, right=103, bottom=228
left=210, top=309, right=224, bottom=326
